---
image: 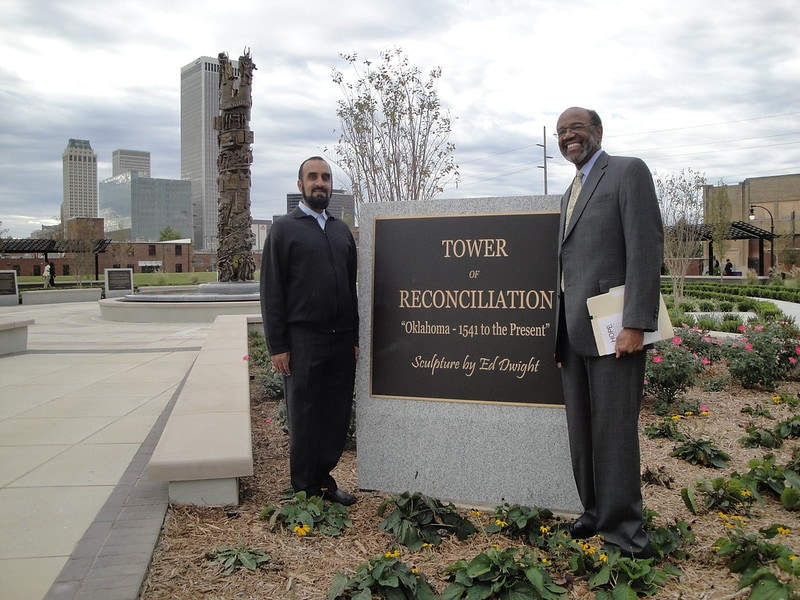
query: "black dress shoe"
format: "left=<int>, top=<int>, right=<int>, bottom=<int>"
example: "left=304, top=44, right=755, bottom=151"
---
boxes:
left=322, top=488, right=356, bottom=506
left=568, top=521, right=596, bottom=539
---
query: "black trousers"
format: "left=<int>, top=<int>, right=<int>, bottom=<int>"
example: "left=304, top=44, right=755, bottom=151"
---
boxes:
left=560, top=341, right=649, bottom=554
left=283, top=326, right=356, bottom=495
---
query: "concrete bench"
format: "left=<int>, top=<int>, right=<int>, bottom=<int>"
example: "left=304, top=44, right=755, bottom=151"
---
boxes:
left=21, top=288, right=102, bottom=305
left=148, top=314, right=254, bottom=506
left=0, top=318, right=35, bottom=356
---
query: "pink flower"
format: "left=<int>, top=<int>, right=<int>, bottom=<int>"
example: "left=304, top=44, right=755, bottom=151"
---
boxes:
left=790, top=357, right=797, bottom=364
left=699, top=404, right=710, bottom=412
left=264, top=418, right=272, bottom=424
left=671, top=336, right=682, bottom=345
left=243, top=354, right=249, bottom=361
left=754, top=325, right=763, bottom=332
left=745, top=343, right=753, bottom=351
left=795, top=346, right=800, bottom=355
left=652, top=355, right=663, bottom=363
left=701, top=357, right=710, bottom=365
left=738, top=325, right=747, bottom=332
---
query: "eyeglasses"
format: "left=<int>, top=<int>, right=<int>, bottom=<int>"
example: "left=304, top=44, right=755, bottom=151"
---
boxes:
left=554, top=123, right=593, bottom=138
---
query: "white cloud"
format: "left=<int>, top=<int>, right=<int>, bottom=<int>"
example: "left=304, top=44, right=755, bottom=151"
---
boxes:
left=1, top=0, right=798, bottom=238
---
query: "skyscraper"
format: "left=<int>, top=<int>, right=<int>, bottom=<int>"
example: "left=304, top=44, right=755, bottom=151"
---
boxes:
left=61, top=139, right=98, bottom=225
left=112, top=149, right=151, bottom=177
left=180, top=55, right=238, bottom=251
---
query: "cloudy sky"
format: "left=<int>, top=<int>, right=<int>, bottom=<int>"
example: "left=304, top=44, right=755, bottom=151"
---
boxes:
left=1, top=0, right=798, bottom=238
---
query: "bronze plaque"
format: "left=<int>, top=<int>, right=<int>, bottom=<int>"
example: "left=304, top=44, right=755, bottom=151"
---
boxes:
left=371, top=213, right=563, bottom=406
left=0, top=272, right=17, bottom=295
left=106, top=269, right=133, bottom=292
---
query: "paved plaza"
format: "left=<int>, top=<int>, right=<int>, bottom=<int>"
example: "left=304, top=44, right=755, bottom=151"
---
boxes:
left=1, top=296, right=799, bottom=600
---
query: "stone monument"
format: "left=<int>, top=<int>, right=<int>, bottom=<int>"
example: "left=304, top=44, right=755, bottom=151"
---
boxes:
left=215, top=50, right=257, bottom=282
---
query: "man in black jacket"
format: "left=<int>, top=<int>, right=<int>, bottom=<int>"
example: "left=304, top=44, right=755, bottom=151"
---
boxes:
left=260, top=156, right=360, bottom=506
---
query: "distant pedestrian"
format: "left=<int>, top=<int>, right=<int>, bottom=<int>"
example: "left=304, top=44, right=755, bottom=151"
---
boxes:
left=724, top=259, right=733, bottom=276
left=43, top=263, right=51, bottom=288
left=49, top=262, right=56, bottom=287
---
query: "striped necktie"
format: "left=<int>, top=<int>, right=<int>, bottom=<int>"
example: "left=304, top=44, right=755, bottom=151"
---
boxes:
left=564, top=171, right=583, bottom=232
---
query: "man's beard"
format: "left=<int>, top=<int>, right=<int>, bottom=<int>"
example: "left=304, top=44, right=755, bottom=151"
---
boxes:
left=303, top=189, right=330, bottom=211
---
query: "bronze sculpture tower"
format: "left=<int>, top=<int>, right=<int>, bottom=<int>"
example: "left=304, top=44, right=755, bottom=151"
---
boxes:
left=214, top=50, right=256, bottom=282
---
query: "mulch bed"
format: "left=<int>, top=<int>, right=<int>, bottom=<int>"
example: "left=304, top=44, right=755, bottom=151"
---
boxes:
left=140, top=368, right=800, bottom=600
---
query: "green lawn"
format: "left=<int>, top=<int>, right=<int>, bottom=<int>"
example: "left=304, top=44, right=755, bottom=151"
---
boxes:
left=16, top=272, right=256, bottom=287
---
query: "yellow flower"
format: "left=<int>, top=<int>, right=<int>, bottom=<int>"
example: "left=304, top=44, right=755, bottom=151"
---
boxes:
left=470, top=509, right=483, bottom=517
left=495, top=519, right=508, bottom=528
left=772, top=395, right=783, bottom=404
left=293, top=524, right=310, bottom=536
left=684, top=411, right=694, bottom=416
left=777, top=527, right=791, bottom=536
left=540, top=557, right=551, bottom=565
left=492, top=544, right=502, bottom=550
left=421, top=542, right=434, bottom=550
left=671, top=415, right=682, bottom=421
left=384, top=550, right=401, bottom=559
left=599, top=553, right=609, bottom=563
left=789, top=555, right=797, bottom=561
left=700, top=411, right=710, bottom=416
left=540, top=525, right=550, bottom=535
left=740, top=489, right=752, bottom=497
left=411, top=567, right=419, bottom=574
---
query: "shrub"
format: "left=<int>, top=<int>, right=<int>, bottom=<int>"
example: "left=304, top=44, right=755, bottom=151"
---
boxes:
left=723, top=321, right=800, bottom=389
left=644, top=336, right=704, bottom=412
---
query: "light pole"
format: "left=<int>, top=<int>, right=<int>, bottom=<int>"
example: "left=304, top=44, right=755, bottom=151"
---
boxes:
left=749, top=204, right=775, bottom=273
left=536, top=126, right=552, bottom=194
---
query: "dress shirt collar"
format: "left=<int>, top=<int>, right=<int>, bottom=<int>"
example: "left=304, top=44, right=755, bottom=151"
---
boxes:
left=298, top=201, right=329, bottom=229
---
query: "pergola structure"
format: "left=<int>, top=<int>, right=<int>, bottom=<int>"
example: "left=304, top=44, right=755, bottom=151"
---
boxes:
left=0, top=238, right=113, bottom=280
left=693, top=220, right=777, bottom=276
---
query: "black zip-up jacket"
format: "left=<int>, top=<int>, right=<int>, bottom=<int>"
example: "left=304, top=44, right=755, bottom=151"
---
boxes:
left=259, top=207, right=359, bottom=355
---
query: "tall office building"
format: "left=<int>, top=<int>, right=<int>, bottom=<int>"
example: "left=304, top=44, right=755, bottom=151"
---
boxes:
left=112, top=149, right=151, bottom=177
left=286, top=189, right=356, bottom=226
left=99, top=172, right=192, bottom=241
left=61, top=139, right=98, bottom=224
left=180, top=55, right=238, bottom=251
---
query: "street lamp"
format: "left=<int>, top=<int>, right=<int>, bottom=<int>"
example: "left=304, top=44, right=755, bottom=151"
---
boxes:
left=749, top=204, right=775, bottom=272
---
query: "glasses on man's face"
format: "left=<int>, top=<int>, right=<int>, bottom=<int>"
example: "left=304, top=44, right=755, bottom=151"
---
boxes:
left=554, top=123, right=592, bottom=138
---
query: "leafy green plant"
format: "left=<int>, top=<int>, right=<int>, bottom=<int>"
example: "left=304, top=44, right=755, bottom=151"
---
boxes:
left=440, top=546, right=568, bottom=600
left=681, top=475, right=759, bottom=515
left=587, top=548, right=682, bottom=599
left=210, top=543, right=271, bottom=574
left=377, top=492, right=477, bottom=550
left=485, top=503, right=556, bottom=546
left=260, top=491, right=352, bottom=536
left=723, top=321, right=800, bottom=390
left=327, top=550, right=437, bottom=600
left=644, top=336, right=705, bottom=411
left=746, top=454, right=800, bottom=510
left=644, top=417, right=687, bottom=441
left=773, top=415, right=800, bottom=440
left=712, top=524, right=799, bottom=599
left=741, top=405, right=776, bottom=419
left=772, top=393, right=800, bottom=408
left=671, top=436, right=731, bottom=468
left=740, top=424, right=784, bottom=449
left=643, top=507, right=695, bottom=560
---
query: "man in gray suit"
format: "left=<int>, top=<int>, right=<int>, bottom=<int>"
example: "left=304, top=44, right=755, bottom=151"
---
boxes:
left=554, top=107, right=664, bottom=559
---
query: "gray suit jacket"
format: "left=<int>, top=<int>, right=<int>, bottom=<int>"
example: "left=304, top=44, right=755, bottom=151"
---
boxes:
left=555, top=151, right=664, bottom=358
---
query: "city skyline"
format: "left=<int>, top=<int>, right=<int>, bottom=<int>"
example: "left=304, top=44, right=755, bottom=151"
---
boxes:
left=1, top=0, right=798, bottom=239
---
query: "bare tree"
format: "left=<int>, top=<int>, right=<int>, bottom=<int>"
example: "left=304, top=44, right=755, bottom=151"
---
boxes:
left=705, top=181, right=731, bottom=282
left=655, top=168, right=706, bottom=305
left=331, top=48, right=459, bottom=213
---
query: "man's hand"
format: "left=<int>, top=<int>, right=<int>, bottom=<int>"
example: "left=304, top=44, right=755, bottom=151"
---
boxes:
left=271, top=352, right=291, bottom=376
left=615, top=327, right=644, bottom=358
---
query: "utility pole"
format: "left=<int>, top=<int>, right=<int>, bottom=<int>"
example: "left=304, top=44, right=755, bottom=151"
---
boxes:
left=536, top=126, right=552, bottom=194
